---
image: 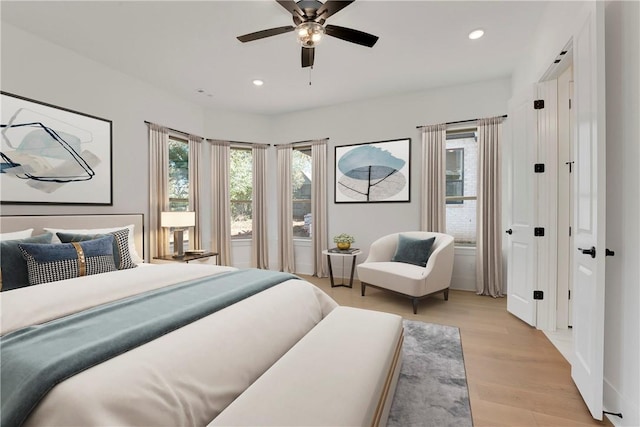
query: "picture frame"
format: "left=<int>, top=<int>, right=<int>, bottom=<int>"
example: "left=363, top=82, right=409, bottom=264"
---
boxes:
left=1, top=92, right=112, bottom=205
left=335, top=137, right=411, bottom=203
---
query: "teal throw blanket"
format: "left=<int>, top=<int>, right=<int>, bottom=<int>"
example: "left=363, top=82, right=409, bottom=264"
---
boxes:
left=0, top=268, right=297, bottom=427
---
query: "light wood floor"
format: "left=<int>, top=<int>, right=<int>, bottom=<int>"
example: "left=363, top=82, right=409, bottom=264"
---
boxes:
left=300, top=275, right=612, bottom=427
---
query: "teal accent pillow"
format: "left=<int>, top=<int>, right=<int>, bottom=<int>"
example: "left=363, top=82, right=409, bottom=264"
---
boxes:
left=57, top=229, right=137, bottom=270
left=391, top=235, right=436, bottom=267
left=0, top=233, right=53, bottom=291
left=19, top=236, right=116, bottom=286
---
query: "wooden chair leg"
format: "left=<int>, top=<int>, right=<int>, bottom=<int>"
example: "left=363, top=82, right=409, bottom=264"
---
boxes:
left=412, top=298, right=418, bottom=314
left=444, top=288, right=449, bottom=301
left=361, top=282, right=366, bottom=296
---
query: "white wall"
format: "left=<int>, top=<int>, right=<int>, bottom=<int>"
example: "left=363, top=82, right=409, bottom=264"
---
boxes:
left=269, top=78, right=511, bottom=288
left=511, top=1, right=640, bottom=424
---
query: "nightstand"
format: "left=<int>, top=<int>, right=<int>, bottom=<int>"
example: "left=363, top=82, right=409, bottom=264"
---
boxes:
left=153, top=251, right=219, bottom=265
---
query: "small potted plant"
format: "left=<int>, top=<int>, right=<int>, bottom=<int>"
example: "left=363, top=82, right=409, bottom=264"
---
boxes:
left=333, top=233, right=355, bottom=250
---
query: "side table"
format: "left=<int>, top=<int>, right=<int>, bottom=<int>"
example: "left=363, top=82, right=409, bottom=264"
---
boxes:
left=322, top=248, right=362, bottom=288
left=153, top=251, right=219, bottom=264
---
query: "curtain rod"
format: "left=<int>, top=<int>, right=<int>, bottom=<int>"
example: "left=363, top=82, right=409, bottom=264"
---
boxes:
left=144, top=121, right=270, bottom=146
left=206, top=138, right=270, bottom=147
left=416, top=114, right=507, bottom=129
left=273, top=137, right=329, bottom=146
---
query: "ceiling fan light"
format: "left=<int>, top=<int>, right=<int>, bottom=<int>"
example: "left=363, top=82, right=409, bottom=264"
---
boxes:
left=296, top=22, right=325, bottom=47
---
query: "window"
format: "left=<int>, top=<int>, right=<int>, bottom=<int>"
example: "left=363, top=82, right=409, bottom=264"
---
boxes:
left=446, top=148, right=464, bottom=205
left=445, top=130, right=477, bottom=245
left=292, top=147, right=312, bottom=238
left=168, top=137, right=190, bottom=249
left=168, top=137, right=189, bottom=211
left=230, top=147, right=252, bottom=239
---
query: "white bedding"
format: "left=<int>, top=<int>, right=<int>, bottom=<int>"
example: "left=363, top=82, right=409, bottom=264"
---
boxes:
left=0, top=265, right=338, bottom=426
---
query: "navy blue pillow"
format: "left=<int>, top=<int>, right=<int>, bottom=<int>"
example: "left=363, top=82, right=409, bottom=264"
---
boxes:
left=391, top=235, right=436, bottom=267
left=0, top=233, right=53, bottom=291
left=57, top=229, right=137, bottom=270
left=19, top=235, right=116, bottom=286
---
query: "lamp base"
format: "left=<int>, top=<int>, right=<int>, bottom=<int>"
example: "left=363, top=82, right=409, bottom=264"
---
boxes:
left=173, top=229, right=185, bottom=257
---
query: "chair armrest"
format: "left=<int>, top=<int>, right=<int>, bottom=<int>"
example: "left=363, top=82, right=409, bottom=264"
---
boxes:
left=422, top=237, right=455, bottom=291
left=363, top=234, right=398, bottom=263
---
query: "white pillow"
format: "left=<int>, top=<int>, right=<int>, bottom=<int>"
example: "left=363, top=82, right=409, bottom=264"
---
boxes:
left=44, top=224, right=143, bottom=264
left=0, top=228, right=34, bottom=242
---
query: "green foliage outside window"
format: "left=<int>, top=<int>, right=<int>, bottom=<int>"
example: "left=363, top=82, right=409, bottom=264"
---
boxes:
left=169, top=139, right=189, bottom=211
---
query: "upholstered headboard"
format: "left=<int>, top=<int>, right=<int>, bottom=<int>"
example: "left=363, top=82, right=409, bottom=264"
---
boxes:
left=0, top=214, right=144, bottom=260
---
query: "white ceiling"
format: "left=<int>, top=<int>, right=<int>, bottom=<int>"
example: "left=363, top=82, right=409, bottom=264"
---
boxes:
left=1, top=1, right=549, bottom=115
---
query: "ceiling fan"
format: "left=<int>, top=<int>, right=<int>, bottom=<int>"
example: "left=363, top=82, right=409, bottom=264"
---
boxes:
left=237, top=0, right=379, bottom=68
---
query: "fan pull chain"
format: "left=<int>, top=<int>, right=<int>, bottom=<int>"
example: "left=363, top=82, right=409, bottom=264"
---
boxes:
left=309, top=66, right=313, bottom=86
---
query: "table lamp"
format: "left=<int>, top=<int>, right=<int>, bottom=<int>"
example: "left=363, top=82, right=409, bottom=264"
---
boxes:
left=161, top=211, right=195, bottom=257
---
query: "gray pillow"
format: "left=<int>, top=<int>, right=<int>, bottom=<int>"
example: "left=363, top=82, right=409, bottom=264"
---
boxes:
left=57, top=229, right=137, bottom=270
left=19, top=235, right=116, bottom=286
left=0, top=233, right=53, bottom=291
left=391, top=234, right=436, bottom=267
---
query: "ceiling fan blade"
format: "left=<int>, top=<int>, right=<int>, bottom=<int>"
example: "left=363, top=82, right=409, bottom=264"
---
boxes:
left=276, top=0, right=305, bottom=18
left=325, top=24, right=379, bottom=47
left=302, top=47, right=315, bottom=68
left=316, top=0, right=354, bottom=20
left=237, top=26, right=295, bottom=43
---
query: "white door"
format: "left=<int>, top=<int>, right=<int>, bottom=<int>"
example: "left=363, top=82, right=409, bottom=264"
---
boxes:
left=571, top=1, right=606, bottom=420
left=505, top=87, right=538, bottom=326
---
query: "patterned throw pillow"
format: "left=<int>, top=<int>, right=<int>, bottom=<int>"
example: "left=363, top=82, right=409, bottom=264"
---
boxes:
left=56, top=229, right=137, bottom=270
left=19, top=236, right=116, bottom=286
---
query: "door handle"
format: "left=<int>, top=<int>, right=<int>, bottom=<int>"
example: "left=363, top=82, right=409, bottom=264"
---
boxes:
left=578, top=246, right=596, bottom=258
left=606, top=249, right=615, bottom=257
left=505, top=229, right=513, bottom=235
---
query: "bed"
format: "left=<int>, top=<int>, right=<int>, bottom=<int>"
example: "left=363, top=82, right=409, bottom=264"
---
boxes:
left=0, top=214, right=404, bottom=426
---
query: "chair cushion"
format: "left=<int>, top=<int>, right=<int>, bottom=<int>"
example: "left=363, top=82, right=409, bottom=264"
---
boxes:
left=357, top=262, right=430, bottom=296
left=391, top=234, right=435, bottom=267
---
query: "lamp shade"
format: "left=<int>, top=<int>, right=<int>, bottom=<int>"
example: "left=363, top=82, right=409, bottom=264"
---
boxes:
left=161, top=211, right=195, bottom=228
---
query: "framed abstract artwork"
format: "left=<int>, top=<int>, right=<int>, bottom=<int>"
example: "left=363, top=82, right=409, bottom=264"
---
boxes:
left=1, top=92, right=112, bottom=205
left=335, top=138, right=411, bottom=203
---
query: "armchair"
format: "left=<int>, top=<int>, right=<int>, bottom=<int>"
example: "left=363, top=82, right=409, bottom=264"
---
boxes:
left=356, top=231, right=454, bottom=314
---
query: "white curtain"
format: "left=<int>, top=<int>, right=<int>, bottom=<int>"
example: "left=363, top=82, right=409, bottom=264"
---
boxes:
left=277, top=145, right=295, bottom=273
left=420, top=124, right=447, bottom=232
left=311, top=139, right=329, bottom=277
left=188, top=134, right=202, bottom=250
left=148, top=123, right=170, bottom=259
left=209, top=140, right=232, bottom=265
left=251, top=144, right=269, bottom=269
left=476, top=117, right=504, bottom=297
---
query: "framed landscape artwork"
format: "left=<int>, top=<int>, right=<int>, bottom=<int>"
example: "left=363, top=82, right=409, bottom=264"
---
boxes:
left=1, top=92, right=112, bottom=205
left=335, top=138, right=411, bottom=203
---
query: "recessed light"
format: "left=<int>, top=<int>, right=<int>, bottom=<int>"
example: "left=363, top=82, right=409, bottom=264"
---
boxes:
left=468, top=29, right=484, bottom=40
left=252, top=79, right=264, bottom=87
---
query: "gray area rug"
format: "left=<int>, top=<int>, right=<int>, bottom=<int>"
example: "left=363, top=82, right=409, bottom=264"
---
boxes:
left=388, top=320, right=473, bottom=427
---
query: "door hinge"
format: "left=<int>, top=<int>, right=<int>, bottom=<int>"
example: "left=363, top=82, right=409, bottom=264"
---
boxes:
left=569, top=98, right=572, bottom=109
left=568, top=290, right=571, bottom=300
left=534, top=227, right=545, bottom=237
left=534, top=163, right=545, bottom=173
left=534, top=99, right=545, bottom=109
left=569, top=226, right=572, bottom=237
left=533, top=290, right=544, bottom=300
